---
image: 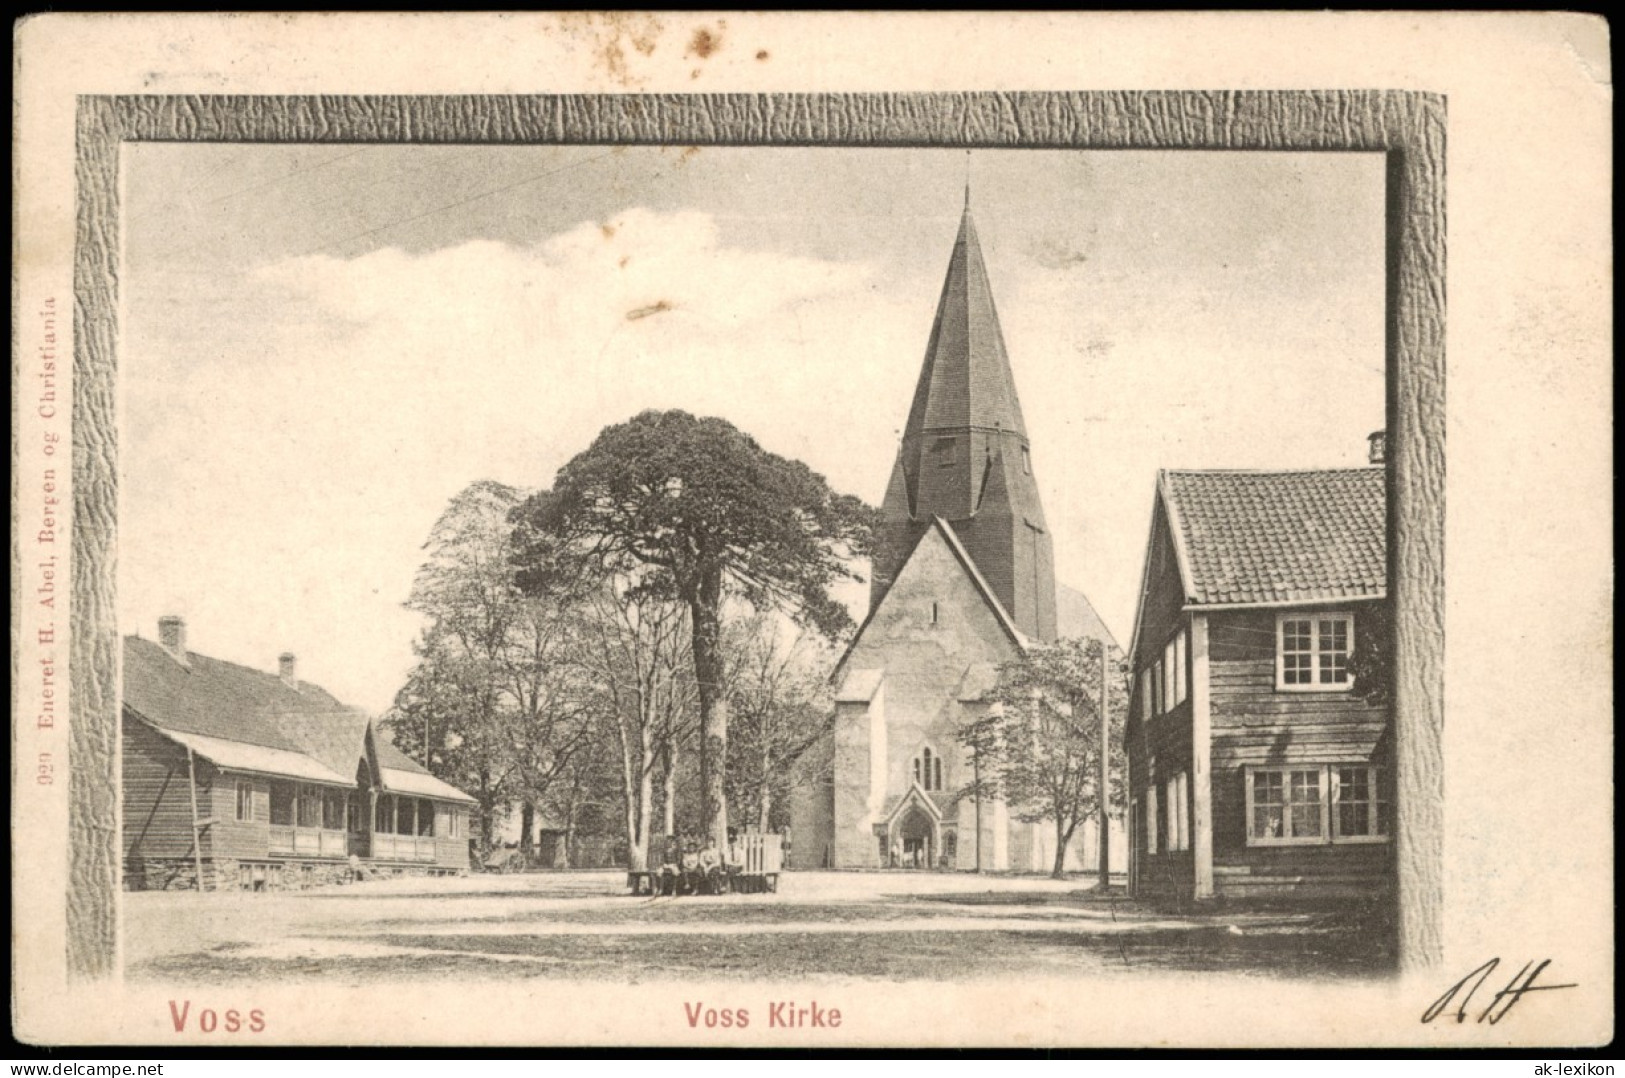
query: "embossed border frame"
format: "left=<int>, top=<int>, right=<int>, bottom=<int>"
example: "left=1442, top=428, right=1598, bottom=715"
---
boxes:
left=70, top=91, right=1445, bottom=980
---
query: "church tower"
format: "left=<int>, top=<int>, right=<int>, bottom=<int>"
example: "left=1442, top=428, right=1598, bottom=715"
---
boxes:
left=789, top=189, right=1121, bottom=873
left=871, top=196, right=1058, bottom=642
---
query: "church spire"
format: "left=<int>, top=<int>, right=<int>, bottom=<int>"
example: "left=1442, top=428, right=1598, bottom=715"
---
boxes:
left=900, top=199, right=1030, bottom=501
left=869, top=197, right=1057, bottom=641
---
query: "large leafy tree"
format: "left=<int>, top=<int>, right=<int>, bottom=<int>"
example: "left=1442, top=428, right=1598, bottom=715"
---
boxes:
left=723, top=618, right=838, bottom=834
left=573, top=580, right=698, bottom=871
left=389, top=479, right=593, bottom=855
left=511, top=410, right=876, bottom=847
left=986, top=637, right=1130, bottom=878
left=386, top=627, right=513, bottom=851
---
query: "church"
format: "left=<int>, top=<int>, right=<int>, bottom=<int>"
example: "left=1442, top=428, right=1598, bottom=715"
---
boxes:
left=790, top=196, right=1123, bottom=872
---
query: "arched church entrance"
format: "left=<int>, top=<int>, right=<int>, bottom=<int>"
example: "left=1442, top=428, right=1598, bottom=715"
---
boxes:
left=896, top=805, right=935, bottom=870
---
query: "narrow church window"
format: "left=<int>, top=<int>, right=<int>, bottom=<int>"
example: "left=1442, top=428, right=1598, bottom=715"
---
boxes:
left=1021, top=445, right=1031, bottom=475
left=913, top=747, right=944, bottom=792
left=933, top=437, right=956, bottom=467
left=931, top=601, right=939, bottom=624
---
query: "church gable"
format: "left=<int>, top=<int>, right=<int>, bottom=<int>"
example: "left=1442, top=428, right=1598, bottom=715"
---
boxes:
left=842, top=519, right=1024, bottom=686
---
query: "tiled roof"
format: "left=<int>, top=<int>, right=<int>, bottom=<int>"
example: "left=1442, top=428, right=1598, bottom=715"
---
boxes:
left=1162, top=468, right=1386, bottom=606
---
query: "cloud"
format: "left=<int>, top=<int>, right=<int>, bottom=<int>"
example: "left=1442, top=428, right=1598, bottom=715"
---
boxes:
left=120, top=208, right=914, bottom=711
left=1025, top=236, right=1090, bottom=271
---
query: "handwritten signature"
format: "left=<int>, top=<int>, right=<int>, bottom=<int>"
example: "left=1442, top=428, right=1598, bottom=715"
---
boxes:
left=1422, top=958, right=1577, bottom=1025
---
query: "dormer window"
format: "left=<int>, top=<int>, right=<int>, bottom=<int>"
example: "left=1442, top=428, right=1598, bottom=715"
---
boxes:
left=933, top=437, right=956, bottom=467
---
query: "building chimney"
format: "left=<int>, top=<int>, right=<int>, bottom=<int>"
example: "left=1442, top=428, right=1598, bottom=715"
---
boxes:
left=279, top=652, right=299, bottom=690
left=158, top=616, right=188, bottom=661
left=1368, top=430, right=1386, bottom=466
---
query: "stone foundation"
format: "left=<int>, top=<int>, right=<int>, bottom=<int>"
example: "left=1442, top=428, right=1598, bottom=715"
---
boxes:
left=122, top=857, right=467, bottom=892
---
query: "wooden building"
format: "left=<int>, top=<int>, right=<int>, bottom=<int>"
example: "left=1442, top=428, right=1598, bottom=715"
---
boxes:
left=1124, top=459, right=1391, bottom=901
left=122, top=617, right=476, bottom=891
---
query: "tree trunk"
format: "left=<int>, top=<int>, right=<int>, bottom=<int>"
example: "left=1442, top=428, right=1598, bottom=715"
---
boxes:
left=633, top=730, right=654, bottom=871
left=662, top=741, right=677, bottom=839
left=1053, top=820, right=1071, bottom=879
left=689, top=569, right=729, bottom=849
left=520, top=801, right=535, bottom=857
left=613, top=700, right=647, bottom=872
left=478, top=767, right=495, bottom=852
left=758, top=738, right=772, bottom=832
left=563, top=804, right=576, bottom=869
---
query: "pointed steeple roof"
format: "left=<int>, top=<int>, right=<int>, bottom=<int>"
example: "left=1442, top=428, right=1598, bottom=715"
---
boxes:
left=903, top=204, right=1029, bottom=440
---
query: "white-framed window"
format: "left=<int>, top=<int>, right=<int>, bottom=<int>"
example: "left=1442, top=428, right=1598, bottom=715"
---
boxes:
left=1277, top=613, right=1355, bottom=690
left=1145, top=781, right=1159, bottom=855
left=1246, top=765, right=1389, bottom=846
left=1150, top=659, right=1164, bottom=715
left=1163, top=638, right=1177, bottom=710
left=235, top=779, right=253, bottom=823
left=447, top=808, right=461, bottom=839
left=912, top=746, right=944, bottom=792
left=1179, top=772, right=1190, bottom=850
left=1163, top=772, right=1190, bottom=851
left=1172, top=631, right=1188, bottom=707
left=1331, top=766, right=1389, bottom=842
left=1163, top=776, right=1177, bottom=851
left=1138, top=669, right=1152, bottom=722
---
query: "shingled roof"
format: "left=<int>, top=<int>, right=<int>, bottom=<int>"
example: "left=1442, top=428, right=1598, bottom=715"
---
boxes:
left=124, top=633, right=471, bottom=802
left=904, top=203, right=1029, bottom=442
left=1161, top=467, right=1386, bottom=607
left=124, top=634, right=354, bottom=755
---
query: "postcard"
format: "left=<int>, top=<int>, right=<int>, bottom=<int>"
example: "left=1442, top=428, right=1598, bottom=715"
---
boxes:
left=10, top=12, right=1613, bottom=1048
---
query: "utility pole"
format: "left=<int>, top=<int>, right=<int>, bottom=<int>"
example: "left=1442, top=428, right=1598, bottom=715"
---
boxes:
left=1098, top=639, right=1111, bottom=892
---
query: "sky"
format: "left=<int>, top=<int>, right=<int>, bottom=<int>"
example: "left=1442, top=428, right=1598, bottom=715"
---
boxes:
left=120, top=143, right=1386, bottom=713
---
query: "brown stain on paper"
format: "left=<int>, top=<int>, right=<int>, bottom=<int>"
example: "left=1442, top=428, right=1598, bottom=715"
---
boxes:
left=686, top=25, right=722, bottom=59
left=626, top=300, right=672, bottom=321
left=558, top=12, right=663, bottom=88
